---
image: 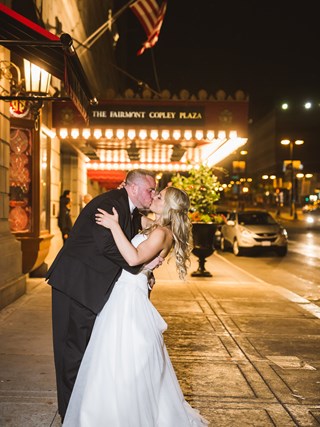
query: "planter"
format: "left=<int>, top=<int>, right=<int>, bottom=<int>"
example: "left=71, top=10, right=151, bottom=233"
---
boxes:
left=191, top=223, right=217, bottom=277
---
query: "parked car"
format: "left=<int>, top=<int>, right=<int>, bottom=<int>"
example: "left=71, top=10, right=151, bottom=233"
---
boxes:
left=303, top=207, right=320, bottom=228
left=220, top=210, right=288, bottom=256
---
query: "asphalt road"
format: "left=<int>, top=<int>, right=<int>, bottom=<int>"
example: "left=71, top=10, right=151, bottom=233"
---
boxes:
left=216, top=221, right=320, bottom=308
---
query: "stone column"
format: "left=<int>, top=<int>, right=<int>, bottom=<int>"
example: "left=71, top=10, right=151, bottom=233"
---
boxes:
left=0, top=46, right=26, bottom=309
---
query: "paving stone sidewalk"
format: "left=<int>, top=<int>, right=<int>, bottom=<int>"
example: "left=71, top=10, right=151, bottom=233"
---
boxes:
left=0, top=253, right=319, bottom=426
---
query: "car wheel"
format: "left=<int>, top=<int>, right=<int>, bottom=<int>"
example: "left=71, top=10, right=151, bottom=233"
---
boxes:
left=277, top=246, right=287, bottom=257
left=233, top=239, right=242, bottom=256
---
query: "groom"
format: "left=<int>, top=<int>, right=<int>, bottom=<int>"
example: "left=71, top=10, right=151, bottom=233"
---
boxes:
left=46, top=169, right=158, bottom=421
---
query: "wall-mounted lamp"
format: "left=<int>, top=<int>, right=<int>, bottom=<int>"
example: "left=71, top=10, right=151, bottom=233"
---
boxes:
left=23, top=59, right=51, bottom=129
left=0, top=58, right=52, bottom=129
left=23, top=59, right=51, bottom=94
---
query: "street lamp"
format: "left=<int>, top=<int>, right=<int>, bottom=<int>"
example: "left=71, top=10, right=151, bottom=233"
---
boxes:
left=280, top=139, right=304, bottom=219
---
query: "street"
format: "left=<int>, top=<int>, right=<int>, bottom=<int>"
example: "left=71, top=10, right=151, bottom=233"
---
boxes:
left=216, top=220, right=320, bottom=309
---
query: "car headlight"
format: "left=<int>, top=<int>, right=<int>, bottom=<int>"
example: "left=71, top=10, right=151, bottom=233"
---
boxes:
left=280, top=228, right=288, bottom=238
left=239, top=227, right=252, bottom=238
left=306, top=216, right=314, bottom=224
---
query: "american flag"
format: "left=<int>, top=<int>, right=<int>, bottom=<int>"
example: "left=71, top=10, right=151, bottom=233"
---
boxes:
left=130, top=0, right=167, bottom=55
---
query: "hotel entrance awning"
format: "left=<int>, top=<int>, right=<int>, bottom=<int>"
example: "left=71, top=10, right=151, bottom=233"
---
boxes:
left=52, top=99, right=249, bottom=188
left=0, top=3, right=96, bottom=124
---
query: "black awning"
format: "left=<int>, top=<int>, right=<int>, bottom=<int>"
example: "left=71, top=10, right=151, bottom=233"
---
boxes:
left=0, top=3, right=97, bottom=123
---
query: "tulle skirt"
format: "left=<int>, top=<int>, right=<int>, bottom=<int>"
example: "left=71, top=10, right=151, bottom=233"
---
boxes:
left=63, top=269, right=208, bottom=427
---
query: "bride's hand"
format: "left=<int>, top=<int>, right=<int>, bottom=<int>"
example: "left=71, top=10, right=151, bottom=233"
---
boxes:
left=95, top=207, right=119, bottom=229
left=144, top=255, right=165, bottom=271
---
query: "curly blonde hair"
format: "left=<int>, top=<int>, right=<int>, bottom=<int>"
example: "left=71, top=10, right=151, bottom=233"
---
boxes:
left=144, top=186, right=192, bottom=280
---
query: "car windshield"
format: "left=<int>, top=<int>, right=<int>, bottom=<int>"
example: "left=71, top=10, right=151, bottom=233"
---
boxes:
left=238, top=212, right=277, bottom=225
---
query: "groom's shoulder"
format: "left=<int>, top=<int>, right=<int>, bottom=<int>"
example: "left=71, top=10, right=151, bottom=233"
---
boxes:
left=96, top=188, right=128, bottom=208
left=104, top=187, right=127, bottom=201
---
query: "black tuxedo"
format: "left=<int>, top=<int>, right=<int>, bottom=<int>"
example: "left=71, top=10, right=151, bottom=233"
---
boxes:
left=46, top=188, right=142, bottom=418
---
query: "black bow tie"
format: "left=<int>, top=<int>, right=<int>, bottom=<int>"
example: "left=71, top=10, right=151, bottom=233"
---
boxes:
left=131, top=208, right=141, bottom=235
left=132, top=207, right=139, bottom=218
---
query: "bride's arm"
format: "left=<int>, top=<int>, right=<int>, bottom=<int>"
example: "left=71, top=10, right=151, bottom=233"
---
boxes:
left=96, top=208, right=167, bottom=266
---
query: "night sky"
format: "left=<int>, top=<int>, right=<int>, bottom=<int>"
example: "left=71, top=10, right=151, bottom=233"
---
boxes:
left=115, top=0, right=319, bottom=121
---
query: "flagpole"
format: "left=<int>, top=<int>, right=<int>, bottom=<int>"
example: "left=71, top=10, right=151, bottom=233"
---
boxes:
left=109, top=62, right=162, bottom=98
left=77, top=0, right=136, bottom=54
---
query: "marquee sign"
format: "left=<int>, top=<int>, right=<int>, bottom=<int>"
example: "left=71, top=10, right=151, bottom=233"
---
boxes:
left=90, top=105, right=205, bottom=126
left=52, top=99, right=249, bottom=135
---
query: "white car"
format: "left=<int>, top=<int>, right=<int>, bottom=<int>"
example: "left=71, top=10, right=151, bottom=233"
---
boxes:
left=220, top=210, right=288, bottom=256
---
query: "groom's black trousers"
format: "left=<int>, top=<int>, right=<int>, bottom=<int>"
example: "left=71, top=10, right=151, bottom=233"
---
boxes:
left=51, top=288, right=96, bottom=418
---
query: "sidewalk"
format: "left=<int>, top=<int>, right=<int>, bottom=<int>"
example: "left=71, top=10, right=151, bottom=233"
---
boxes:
left=275, top=208, right=304, bottom=222
left=1, top=253, right=320, bottom=426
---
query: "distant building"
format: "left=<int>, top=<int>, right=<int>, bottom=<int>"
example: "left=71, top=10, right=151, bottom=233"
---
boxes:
left=218, top=102, right=319, bottom=209
left=247, top=103, right=320, bottom=206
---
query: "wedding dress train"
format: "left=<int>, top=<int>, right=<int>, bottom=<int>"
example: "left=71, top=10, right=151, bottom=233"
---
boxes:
left=63, top=234, right=208, bottom=427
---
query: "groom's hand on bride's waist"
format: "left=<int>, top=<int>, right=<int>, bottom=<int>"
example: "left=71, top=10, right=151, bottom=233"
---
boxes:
left=141, top=268, right=155, bottom=289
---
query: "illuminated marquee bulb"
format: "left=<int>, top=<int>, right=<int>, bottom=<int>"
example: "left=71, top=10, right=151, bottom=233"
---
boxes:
left=206, top=130, right=215, bottom=141
left=71, top=128, right=79, bottom=139
left=127, top=129, right=136, bottom=140
left=147, top=149, right=153, bottom=162
left=229, top=130, right=237, bottom=139
left=139, top=129, right=147, bottom=140
left=161, top=146, right=167, bottom=162
left=195, top=130, right=203, bottom=140
left=184, top=130, right=192, bottom=140
left=94, top=129, right=102, bottom=139
left=150, top=129, right=158, bottom=140
left=173, top=130, right=181, bottom=140
left=105, top=129, right=113, bottom=139
left=119, top=150, right=126, bottom=162
left=161, top=130, right=170, bottom=140
left=218, top=130, right=226, bottom=140
left=116, top=129, right=124, bottom=139
left=98, top=150, right=106, bottom=162
left=60, top=128, right=68, bottom=139
left=82, top=129, right=91, bottom=139
left=140, top=150, right=146, bottom=162
left=113, top=150, right=119, bottom=162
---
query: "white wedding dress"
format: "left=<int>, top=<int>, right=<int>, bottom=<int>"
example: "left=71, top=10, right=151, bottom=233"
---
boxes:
left=63, top=234, right=208, bottom=427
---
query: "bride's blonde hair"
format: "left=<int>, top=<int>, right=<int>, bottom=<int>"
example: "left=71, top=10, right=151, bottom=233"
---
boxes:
left=145, top=186, right=192, bottom=280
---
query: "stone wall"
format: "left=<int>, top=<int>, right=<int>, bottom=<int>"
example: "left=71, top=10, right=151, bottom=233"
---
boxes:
left=0, top=45, right=26, bottom=309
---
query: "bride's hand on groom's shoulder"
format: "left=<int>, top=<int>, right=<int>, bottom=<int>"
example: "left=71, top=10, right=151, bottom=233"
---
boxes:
left=95, top=207, right=119, bottom=228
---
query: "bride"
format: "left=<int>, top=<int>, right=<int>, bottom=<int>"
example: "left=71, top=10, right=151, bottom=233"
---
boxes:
left=62, top=186, right=208, bottom=427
